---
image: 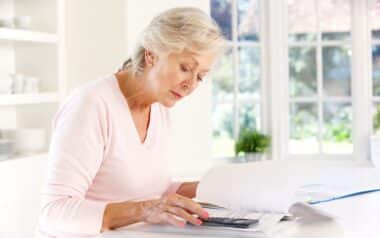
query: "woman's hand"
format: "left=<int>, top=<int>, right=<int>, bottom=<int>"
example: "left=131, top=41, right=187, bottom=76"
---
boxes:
left=101, top=194, right=209, bottom=231
left=141, top=193, right=209, bottom=228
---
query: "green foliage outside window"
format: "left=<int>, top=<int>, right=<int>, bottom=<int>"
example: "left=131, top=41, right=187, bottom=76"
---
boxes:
left=235, top=129, right=271, bottom=155
left=374, top=105, right=380, bottom=133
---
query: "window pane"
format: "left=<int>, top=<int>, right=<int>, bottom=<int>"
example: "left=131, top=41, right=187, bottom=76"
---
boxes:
left=211, top=48, right=234, bottom=101
left=238, top=47, right=260, bottom=99
left=287, top=0, right=317, bottom=42
left=322, top=46, right=351, bottom=97
left=212, top=103, right=235, bottom=157
left=320, top=0, right=351, bottom=41
left=237, top=0, right=260, bottom=41
left=373, top=45, right=380, bottom=96
left=369, top=0, right=380, bottom=40
left=289, top=47, right=317, bottom=97
left=322, top=103, right=353, bottom=154
left=238, top=103, right=260, bottom=131
left=373, top=102, right=380, bottom=135
left=211, top=0, right=233, bottom=40
left=289, top=103, right=319, bottom=154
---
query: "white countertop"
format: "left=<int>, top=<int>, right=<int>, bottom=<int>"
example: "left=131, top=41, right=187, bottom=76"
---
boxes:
left=99, top=164, right=380, bottom=238
left=99, top=191, right=380, bottom=238
left=98, top=219, right=343, bottom=238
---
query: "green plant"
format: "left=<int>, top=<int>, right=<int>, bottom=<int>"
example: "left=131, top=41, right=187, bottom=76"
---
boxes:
left=235, top=129, right=271, bottom=156
left=374, top=104, right=380, bottom=133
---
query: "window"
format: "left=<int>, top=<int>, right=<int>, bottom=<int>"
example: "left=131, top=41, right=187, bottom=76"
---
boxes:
left=210, top=0, right=262, bottom=158
left=287, top=0, right=353, bottom=156
left=371, top=0, right=380, bottom=134
left=210, top=0, right=376, bottom=161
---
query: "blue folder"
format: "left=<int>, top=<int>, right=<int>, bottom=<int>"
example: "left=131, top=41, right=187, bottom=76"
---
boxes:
left=307, top=187, right=380, bottom=205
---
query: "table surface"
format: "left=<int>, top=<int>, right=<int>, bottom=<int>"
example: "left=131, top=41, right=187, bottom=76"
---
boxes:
left=99, top=164, right=380, bottom=238
left=99, top=167, right=380, bottom=238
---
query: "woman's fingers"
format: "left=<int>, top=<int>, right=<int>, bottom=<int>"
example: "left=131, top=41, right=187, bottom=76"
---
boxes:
left=165, top=206, right=203, bottom=226
left=143, top=194, right=209, bottom=228
left=166, top=194, right=209, bottom=219
left=161, top=212, right=186, bottom=228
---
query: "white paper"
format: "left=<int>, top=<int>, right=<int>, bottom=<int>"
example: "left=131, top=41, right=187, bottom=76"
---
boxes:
left=196, top=160, right=322, bottom=213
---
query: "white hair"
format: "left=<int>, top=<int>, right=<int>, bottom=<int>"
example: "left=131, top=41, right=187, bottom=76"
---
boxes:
left=122, top=7, right=226, bottom=75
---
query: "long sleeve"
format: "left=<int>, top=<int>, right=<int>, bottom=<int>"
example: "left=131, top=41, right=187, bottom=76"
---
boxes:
left=39, top=91, right=109, bottom=235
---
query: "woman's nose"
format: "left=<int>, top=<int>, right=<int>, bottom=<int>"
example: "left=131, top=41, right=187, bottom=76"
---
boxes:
left=181, top=80, right=196, bottom=94
left=181, top=83, right=189, bottom=92
left=181, top=77, right=197, bottom=94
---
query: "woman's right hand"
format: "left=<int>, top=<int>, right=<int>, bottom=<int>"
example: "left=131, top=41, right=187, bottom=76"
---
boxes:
left=141, top=194, right=209, bottom=228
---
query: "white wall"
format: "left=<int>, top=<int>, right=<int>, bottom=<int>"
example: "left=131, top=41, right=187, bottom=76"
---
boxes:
left=65, top=0, right=126, bottom=91
left=125, top=0, right=214, bottom=178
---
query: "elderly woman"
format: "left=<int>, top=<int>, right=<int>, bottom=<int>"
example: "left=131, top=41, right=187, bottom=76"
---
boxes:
left=36, top=7, right=225, bottom=238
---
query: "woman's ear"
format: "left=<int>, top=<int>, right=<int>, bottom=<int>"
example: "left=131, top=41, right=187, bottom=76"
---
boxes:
left=144, top=50, right=157, bottom=67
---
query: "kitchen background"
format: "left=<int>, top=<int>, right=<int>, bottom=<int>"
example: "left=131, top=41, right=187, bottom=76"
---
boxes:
left=1, top=0, right=380, bottom=237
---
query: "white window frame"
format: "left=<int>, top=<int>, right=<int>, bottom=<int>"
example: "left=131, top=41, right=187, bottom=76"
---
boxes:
left=265, top=0, right=372, bottom=163
left=211, top=0, right=374, bottom=163
left=370, top=1, right=380, bottom=134
left=211, top=0, right=269, bottom=159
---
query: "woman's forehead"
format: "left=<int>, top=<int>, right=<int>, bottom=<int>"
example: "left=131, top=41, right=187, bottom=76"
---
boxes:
left=173, top=49, right=216, bottom=67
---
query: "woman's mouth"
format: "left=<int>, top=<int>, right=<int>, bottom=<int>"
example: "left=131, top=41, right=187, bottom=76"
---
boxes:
left=170, top=90, right=183, bottom=100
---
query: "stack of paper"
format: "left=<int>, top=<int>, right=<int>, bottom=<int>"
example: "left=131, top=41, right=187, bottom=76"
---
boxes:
left=192, top=161, right=380, bottom=237
left=196, top=160, right=321, bottom=213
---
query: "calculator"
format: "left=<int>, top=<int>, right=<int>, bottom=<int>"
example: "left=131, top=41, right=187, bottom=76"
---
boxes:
left=201, top=217, right=259, bottom=229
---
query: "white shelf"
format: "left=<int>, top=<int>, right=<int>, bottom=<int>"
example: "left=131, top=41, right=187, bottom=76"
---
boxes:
left=0, top=28, right=58, bottom=44
left=0, top=152, right=48, bottom=163
left=0, top=92, right=60, bottom=105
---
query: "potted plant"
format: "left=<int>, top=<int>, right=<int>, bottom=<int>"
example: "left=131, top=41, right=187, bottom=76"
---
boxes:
left=234, top=129, right=271, bottom=162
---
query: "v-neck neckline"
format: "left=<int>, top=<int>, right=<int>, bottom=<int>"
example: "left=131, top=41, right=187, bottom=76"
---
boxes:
left=112, top=74, right=157, bottom=147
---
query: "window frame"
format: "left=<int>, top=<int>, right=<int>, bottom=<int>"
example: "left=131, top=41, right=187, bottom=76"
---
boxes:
left=272, top=0, right=372, bottom=162
left=211, top=0, right=269, bottom=159
left=211, top=0, right=374, bottom=163
left=287, top=1, right=354, bottom=158
left=371, top=2, right=380, bottom=133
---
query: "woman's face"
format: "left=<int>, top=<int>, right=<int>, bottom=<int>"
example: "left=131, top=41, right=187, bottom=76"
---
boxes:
left=146, top=49, right=217, bottom=107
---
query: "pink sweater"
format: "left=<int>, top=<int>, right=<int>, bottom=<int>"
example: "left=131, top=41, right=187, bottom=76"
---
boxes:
left=36, top=75, right=181, bottom=238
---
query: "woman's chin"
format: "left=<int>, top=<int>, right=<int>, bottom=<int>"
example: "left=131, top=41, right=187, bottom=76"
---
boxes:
left=160, top=99, right=176, bottom=108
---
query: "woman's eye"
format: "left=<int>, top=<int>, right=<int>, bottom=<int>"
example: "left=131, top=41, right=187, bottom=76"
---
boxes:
left=197, top=76, right=204, bottom=82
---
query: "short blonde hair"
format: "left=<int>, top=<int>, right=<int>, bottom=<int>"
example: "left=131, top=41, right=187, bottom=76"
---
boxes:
left=122, top=7, right=226, bottom=75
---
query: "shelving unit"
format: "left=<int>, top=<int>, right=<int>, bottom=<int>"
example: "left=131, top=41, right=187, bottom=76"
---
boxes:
left=0, top=28, right=58, bottom=43
left=0, top=0, right=65, bottom=161
left=0, top=92, right=60, bottom=105
left=0, top=152, right=48, bottom=163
